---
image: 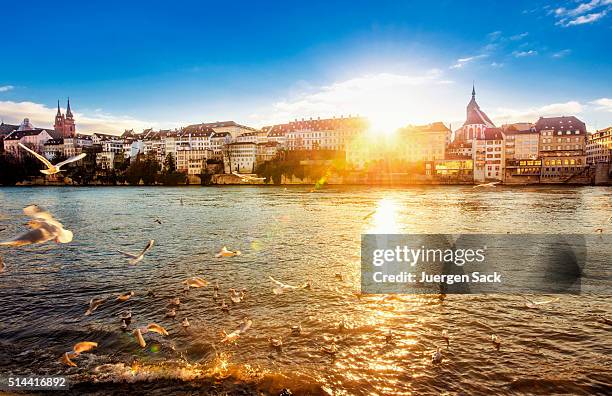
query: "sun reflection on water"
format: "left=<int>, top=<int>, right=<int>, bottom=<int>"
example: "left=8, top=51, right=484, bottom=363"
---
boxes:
left=369, top=198, right=401, bottom=234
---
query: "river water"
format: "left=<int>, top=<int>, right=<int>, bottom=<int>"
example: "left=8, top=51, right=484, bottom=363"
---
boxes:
left=0, top=186, right=610, bottom=395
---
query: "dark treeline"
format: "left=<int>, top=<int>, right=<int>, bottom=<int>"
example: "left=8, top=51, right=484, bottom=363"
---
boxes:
left=0, top=151, right=189, bottom=186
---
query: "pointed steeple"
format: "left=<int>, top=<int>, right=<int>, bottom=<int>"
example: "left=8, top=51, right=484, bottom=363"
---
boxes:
left=56, top=100, right=61, bottom=116
left=472, top=82, right=476, bottom=99
left=66, top=97, right=73, bottom=118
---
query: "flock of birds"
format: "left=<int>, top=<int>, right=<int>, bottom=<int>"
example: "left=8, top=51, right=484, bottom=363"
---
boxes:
left=0, top=205, right=332, bottom=369
left=0, top=164, right=610, bottom=379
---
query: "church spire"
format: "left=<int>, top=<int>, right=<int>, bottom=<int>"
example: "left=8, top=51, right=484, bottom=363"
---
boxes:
left=472, top=82, right=476, bottom=99
left=66, top=97, right=73, bottom=118
left=56, top=100, right=61, bottom=116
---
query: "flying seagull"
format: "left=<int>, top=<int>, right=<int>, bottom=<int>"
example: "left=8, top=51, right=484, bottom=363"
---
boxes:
left=473, top=181, right=500, bottom=189
left=215, top=246, right=241, bottom=258
left=117, top=240, right=155, bottom=265
left=221, top=317, right=252, bottom=343
left=19, top=143, right=86, bottom=175
left=521, top=296, right=560, bottom=309
left=0, top=205, right=73, bottom=247
left=132, top=323, right=169, bottom=347
left=85, top=297, right=106, bottom=316
left=269, top=276, right=308, bottom=295
left=60, top=341, right=98, bottom=367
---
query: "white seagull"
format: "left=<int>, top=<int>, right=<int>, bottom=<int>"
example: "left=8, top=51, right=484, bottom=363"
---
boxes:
left=61, top=341, right=98, bottom=367
left=215, top=246, right=241, bottom=258
left=269, top=276, right=307, bottom=295
left=19, top=143, right=86, bottom=175
left=117, top=239, right=155, bottom=265
left=221, top=317, right=252, bottom=343
left=473, top=181, right=500, bottom=189
left=521, top=296, right=560, bottom=309
left=0, top=205, right=73, bottom=247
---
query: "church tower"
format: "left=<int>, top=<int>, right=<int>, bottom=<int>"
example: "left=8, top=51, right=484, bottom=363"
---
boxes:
left=63, top=98, right=76, bottom=137
left=53, top=98, right=76, bottom=138
left=54, top=100, right=65, bottom=136
left=456, top=85, right=494, bottom=142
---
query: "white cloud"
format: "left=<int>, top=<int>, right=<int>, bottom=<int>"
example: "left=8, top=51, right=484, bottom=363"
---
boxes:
left=491, top=101, right=584, bottom=124
left=0, top=100, right=157, bottom=134
left=450, top=54, right=488, bottom=69
left=553, top=0, right=612, bottom=26
left=0, top=85, right=14, bottom=92
left=552, top=49, right=572, bottom=58
left=490, top=62, right=504, bottom=68
left=513, top=50, right=538, bottom=57
left=590, top=97, right=612, bottom=112
left=564, top=11, right=607, bottom=25
left=248, top=70, right=460, bottom=132
left=510, top=32, right=529, bottom=40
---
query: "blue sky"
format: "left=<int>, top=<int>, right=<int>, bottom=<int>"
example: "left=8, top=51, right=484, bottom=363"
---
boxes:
left=1, top=0, right=611, bottom=133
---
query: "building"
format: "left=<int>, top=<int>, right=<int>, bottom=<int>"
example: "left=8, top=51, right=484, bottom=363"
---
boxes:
left=256, top=141, right=279, bottom=164
left=176, top=148, right=210, bottom=175
left=586, top=126, right=612, bottom=164
left=3, top=119, right=54, bottom=159
left=433, top=158, right=474, bottom=180
left=224, top=142, right=257, bottom=173
left=397, top=122, right=451, bottom=162
left=54, top=99, right=76, bottom=138
left=453, top=86, right=495, bottom=149
left=502, top=123, right=539, bottom=160
left=0, top=122, right=19, bottom=152
left=183, top=121, right=258, bottom=140
left=96, top=151, right=116, bottom=170
left=280, top=116, right=367, bottom=151
left=263, top=125, right=289, bottom=148
left=446, top=141, right=472, bottom=159
left=473, top=127, right=504, bottom=182
left=535, top=116, right=587, bottom=181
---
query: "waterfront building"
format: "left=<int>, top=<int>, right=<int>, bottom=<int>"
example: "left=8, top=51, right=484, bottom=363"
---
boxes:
left=397, top=122, right=451, bottom=162
left=263, top=125, right=289, bottom=148
left=43, top=139, right=64, bottom=160
left=535, top=116, right=587, bottom=181
left=445, top=141, right=472, bottom=159
left=283, top=116, right=367, bottom=151
left=96, top=151, right=116, bottom=170
left=224, top=141, right=257, bottom=173
left=183, top=121, right=258, bottom=140
left=502, top=123, right=539, bottom=160
left=210, top=132, right=232, bottom=160
left=433, top=158, right=474, bottom=181
left=586, top=126, right=611, bottom=164
left=176, top=148, right=210, bottom=175
left=256, top=141, right=279, bottom=164
left=473, top=127, right=504, bottom=182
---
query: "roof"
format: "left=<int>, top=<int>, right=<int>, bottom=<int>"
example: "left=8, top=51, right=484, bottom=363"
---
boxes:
left=0, top=122, right=18, bottom=136
left=4, top=128, right=53, bottom=141
left=501, top=122, right=534, bottom=134
left=479, top=127, right=504, bottom=141
left=400, top=122, right=451, bottom=134
left=534, top=116, right=586, bottom=133
left=211, top=132, right=231, bottom=138
left=184, top=121, right=259, bottom=132
left=264, top=116, right=368, bottom=136
left=464, top=89, right=495, bottom=127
